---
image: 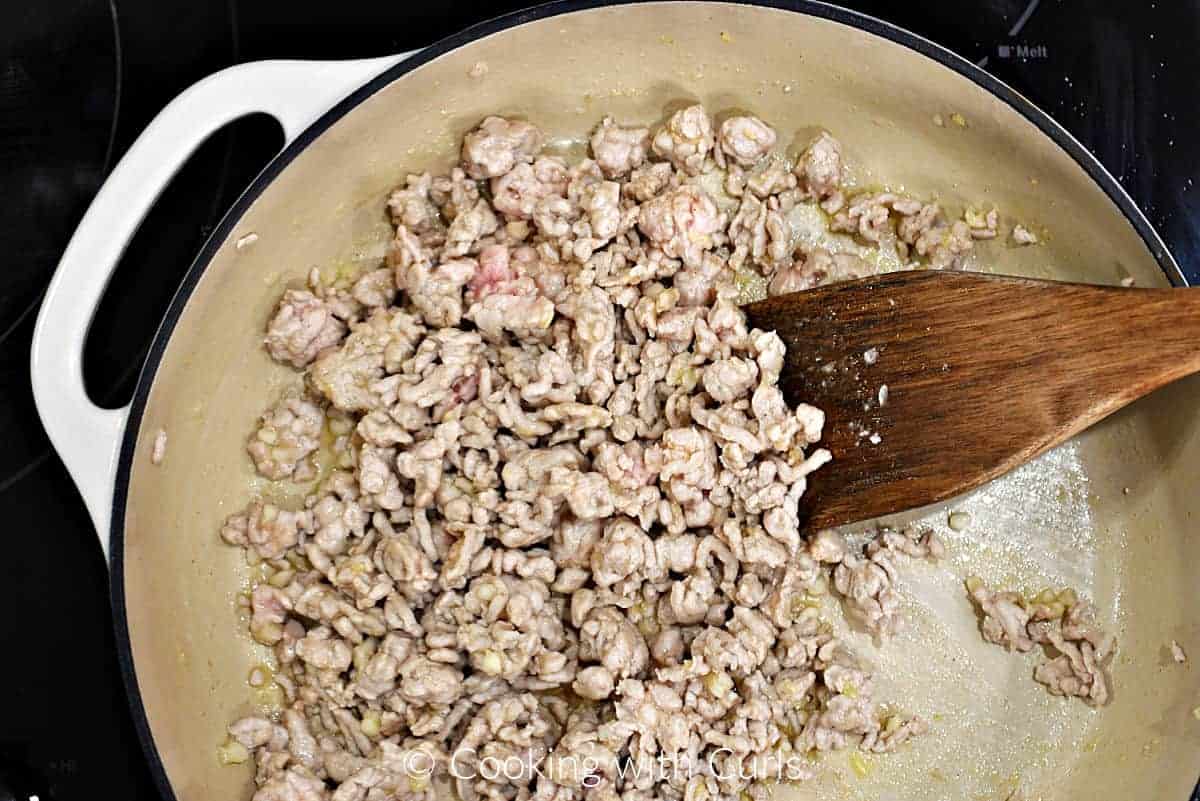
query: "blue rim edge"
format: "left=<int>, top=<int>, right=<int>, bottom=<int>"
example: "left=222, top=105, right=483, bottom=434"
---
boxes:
left=104, top=2, right=1192, bottom=801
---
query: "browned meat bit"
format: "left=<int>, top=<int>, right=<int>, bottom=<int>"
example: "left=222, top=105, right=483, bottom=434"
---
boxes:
left=717, top=115, right=778, bottom=168
left=264, top=289, right=348, bottom=369
left=651, top=104, right=715, bottom=175
left=460, top=116, right=544, bottom=179
left=590, top=116, right=651, bottom=178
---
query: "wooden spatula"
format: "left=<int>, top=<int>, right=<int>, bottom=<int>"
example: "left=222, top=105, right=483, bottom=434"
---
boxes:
left=743, top=270, right=1200, bottom=530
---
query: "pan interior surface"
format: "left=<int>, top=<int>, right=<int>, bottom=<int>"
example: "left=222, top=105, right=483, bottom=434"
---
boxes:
left=116, top=4, right=1200, bottom=801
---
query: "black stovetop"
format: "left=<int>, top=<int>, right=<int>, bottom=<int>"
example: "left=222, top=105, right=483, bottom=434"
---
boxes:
left=1, top=2, right=1197, bottom=799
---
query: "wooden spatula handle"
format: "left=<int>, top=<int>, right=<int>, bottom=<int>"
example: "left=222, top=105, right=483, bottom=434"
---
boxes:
left=955, top=279, right=1200, bottom=432
left=746, top=272, right=1200, bottom=529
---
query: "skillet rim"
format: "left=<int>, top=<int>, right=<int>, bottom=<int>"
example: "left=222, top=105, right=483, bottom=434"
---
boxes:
left=104, top=2, right=1191, bottom=799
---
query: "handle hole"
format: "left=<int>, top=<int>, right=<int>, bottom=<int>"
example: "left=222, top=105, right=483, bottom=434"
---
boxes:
left=83, top=112, right=284, bottom=409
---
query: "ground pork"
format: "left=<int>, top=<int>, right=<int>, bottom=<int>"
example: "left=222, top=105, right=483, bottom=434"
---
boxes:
left=967, top=579, right=1115, bottom=706
left=830, top=527, right=944, bottom=637
left=265, top=289, right=348, bottom=369
left=461, top=116, right=543, bottom=179
left=830, top=191, right=985, bottom=269
left=795, top=132, right=845, bottom=213
left=716, top=116, right=777, bottom=168
left=651, top=104, right=715, bottom=175
left=590, top=117, right=651, bottom=178
left=247, top=392, right=324, bottom=481
left=222, top=106, right=1017, bottom=801
left=1012, top=223, right=1039, bottom=245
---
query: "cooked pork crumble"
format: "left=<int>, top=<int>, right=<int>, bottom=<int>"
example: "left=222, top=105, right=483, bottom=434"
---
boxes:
left=1011, top=223, right=1039, bottom=246
left=966, top=579, right=1115, bottom=707
left=218, top=105, right=1076, bottom=801
left=151, top=428, right=168, bottom=466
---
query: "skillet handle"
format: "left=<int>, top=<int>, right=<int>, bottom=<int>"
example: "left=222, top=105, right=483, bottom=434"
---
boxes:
left=29, top=54, right=411, bottom=560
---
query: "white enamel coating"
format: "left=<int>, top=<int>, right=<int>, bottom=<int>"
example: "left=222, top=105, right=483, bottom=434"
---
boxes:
left=29, top=53, right=414, bottom=559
